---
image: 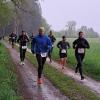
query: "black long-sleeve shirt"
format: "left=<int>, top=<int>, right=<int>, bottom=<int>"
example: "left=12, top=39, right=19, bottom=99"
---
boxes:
left=73, top=38, right=90, bottom=54
left=48, top=35, right=56, bottom=44
left=9, top=33, right=17, bottom=41
left=57, top=41, right=70, bottom=53
left=17, top=35, right=29, bottom=46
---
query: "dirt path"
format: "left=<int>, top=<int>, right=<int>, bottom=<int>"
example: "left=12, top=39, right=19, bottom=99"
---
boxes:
left=3, top=42, right=68, bottom=100
left=26, top=48, right=100, bottom=97
left=46, top=59, right=100, bottom=96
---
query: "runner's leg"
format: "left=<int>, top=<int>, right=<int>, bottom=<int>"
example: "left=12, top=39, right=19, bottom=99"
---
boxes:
left=76, top=54, right=84, bottom=79
left=23, top=49, right=26, bottom=61
left=20, top=48, right=23, bottom=62
left=36, top=54, right=43, bottom=79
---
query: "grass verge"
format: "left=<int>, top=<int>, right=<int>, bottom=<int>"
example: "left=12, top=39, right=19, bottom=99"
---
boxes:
left=0, top=42, right=22, bottom=100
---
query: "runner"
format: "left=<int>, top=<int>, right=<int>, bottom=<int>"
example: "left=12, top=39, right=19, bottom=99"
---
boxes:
left=30, top=32, right=35, bottom=41
left=30, top=32, right=35, bottom=46
left=48, top=30, right=56, bottom=62
left=9, top=32, right=17, bottom=48
left=31, top=27, right=52, bottom=84
left=73, top=31, right=90, bottom=80
left=57, top=36, right=70, bottom=69
left=17, top=31, right=29, bottom=65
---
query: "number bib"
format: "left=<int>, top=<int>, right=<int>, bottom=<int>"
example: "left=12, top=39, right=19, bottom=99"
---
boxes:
left=61, top=49, right=66, bottom=53
left=12, top=37, right=15, bottom=39
left=22, top=46, right=27, bottom=49
left=41, top=53, right=47, bottom=57
left=78, top=48, right=85, bottom=53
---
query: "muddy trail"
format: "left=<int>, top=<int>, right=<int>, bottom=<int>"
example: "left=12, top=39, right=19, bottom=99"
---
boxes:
left=3, top=42, right=68, bottom=100
left=47, top=59, right=100, bottom=96
left=26, top=48, right=100, bottom=97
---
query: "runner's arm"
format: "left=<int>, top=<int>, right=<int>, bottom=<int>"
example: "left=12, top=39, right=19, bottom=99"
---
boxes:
left=31, top=38, right=36, bottom=54
left=53, top=36, right=56, bottom=43
left=57, top=41, right=62, bottom=49
left=67, top=42, right=70, bottom=49
left=84, top=40, right=90, bottom=49
left=73, top=40, right=77, bottom=49
left=47, top=37, right=52, bottom=51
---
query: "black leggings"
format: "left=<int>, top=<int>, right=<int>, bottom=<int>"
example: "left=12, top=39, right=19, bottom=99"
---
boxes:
left=36, top=54, right=46, bottom=78
left=11, top=40, right=15, bottom=47
left=20, top=48, right=26, bottom=61
left=75, top=53, right=85, bottom=77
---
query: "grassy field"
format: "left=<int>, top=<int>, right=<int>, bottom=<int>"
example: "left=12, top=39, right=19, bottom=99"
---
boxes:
left=26, top=51, right=100, bottom=100
left=0, top=42, right=21, bottom=100
left=52, top=38, right=100, bottom=81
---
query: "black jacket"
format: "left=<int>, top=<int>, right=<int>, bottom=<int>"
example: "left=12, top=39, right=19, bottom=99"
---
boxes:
left=9, top=33, right=17, bottom=41
left=57, top=41, right=70, bottom=53
left=17, top=35, right=29, bottom=46
left=48, top=35, right=56, bottom=44
left=73, top=38, right=90, bottom=54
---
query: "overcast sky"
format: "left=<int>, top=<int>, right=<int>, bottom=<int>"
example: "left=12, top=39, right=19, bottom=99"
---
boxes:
left=39, top=0, right=100, bottom=34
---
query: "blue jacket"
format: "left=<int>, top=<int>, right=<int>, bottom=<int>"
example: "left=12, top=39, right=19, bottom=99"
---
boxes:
left=31, top=34, right=52, bottom=54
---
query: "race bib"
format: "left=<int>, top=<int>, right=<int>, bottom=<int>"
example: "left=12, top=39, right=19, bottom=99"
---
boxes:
left=78, top=48, right=85, bottom=53
left=61, top=49, right=66, bottom=53
left=12, top=37, right=15, bottom=39
left=41, top=53, right=47, bottom=57
left=22, top=46, right=27, bottom=49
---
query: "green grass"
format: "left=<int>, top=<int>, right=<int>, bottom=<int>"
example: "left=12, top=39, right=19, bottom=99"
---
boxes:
left=26, top=51, right=100, bottom=100
left=0, top=42, right=21, bottom=100
left=52, top=38, right=100, bottom=81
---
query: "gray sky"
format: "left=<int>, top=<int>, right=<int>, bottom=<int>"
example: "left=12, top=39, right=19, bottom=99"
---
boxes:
left=39, top=0, right=100, bottom=34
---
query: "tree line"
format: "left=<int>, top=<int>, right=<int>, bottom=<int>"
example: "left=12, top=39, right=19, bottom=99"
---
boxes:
left=0, top=1, right=99, bottom=38
left=55, top=21, right=99, bottom=38
left=0, top=0, right=42, bottom=37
